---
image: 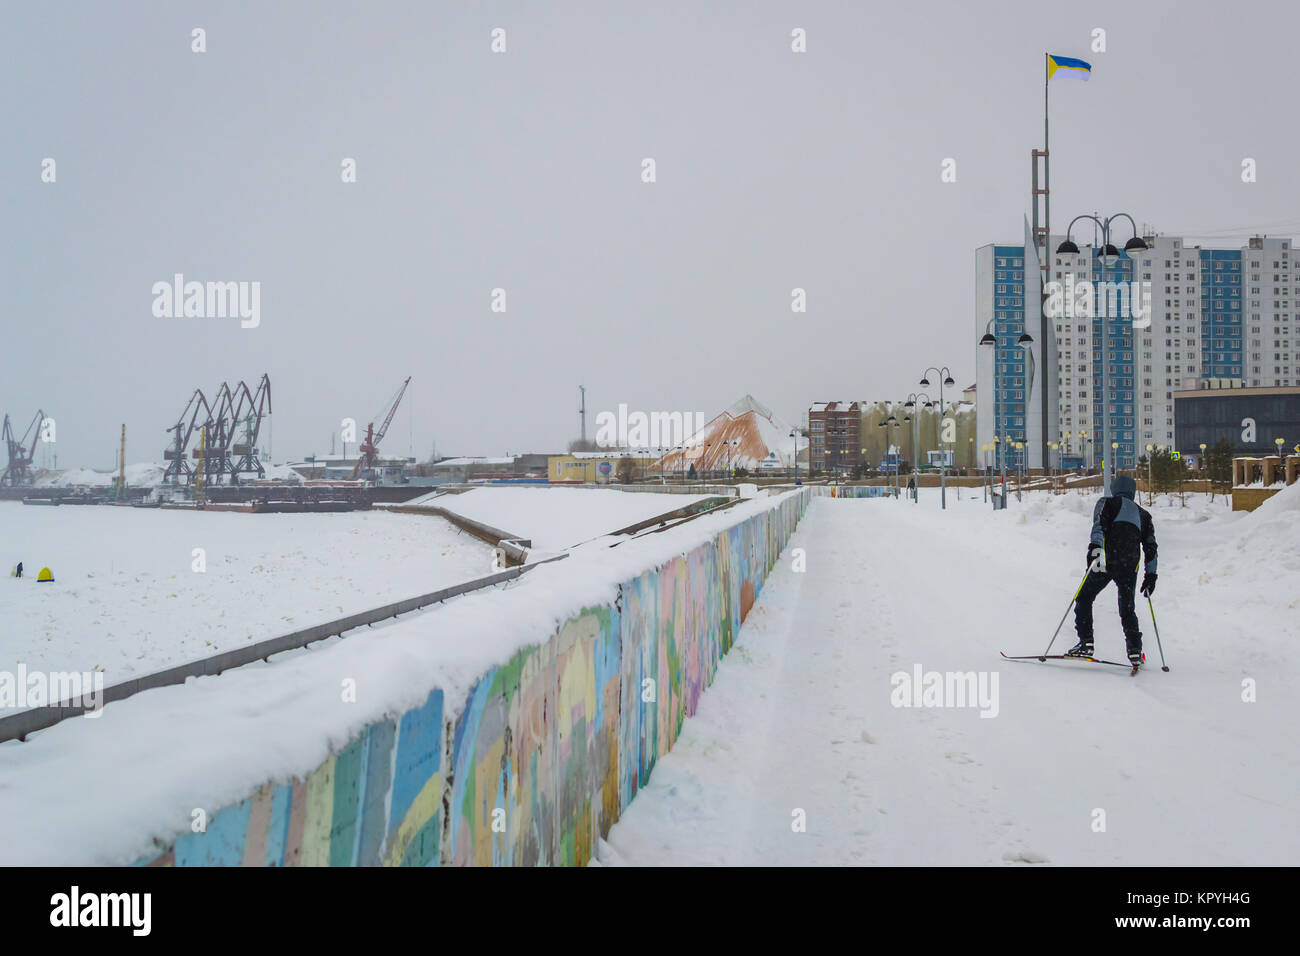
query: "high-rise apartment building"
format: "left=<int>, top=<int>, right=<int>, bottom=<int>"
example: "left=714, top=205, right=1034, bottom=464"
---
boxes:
left=976, top=233, right=1300, bottom=471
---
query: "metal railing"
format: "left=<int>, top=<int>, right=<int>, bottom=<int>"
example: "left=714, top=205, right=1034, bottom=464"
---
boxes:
left=0, top=555, right=566, bottom=743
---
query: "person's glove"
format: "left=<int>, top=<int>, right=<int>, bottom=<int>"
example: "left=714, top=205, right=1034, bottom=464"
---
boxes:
left=1140, top=572, right=1157, bottom=598
left=1086, top=544, right=1102, bottom=571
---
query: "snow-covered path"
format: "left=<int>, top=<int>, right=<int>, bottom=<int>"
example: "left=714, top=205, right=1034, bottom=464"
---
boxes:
left=603, top=491, right=1300, bottom=865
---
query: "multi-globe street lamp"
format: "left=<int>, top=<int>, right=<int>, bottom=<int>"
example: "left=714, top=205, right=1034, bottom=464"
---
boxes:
left=722, top=437, right=740, bottom=480
left=878, top=416, right=902, bottom=498
left=920, top=367, right=956, bottom=509
left=1057, top=213, right=1149, bottom=496
left=902, top=392, right=933, bottom=504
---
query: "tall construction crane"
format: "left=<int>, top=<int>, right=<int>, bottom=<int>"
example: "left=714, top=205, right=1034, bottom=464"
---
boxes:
left=163, top=389, right=210, bottom=485
left=1, top=409, right=47, bottom=487
left=230, top=374, right=271, bottom=479
left=350, top=377, right=411, bottom=481
left=203, top=382, right=238, bottom=485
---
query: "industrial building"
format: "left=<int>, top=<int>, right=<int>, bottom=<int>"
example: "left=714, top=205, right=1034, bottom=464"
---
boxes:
left=548, top=451, right=659, bottom=484
left=429, top=454, right=550, bottom=483
left=289, top=454, right=415, bottom=483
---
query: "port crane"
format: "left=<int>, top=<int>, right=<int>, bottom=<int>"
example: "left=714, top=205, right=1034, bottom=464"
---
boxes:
left=1, top=409, right=47, bottom=487
left=350, top=377, right=411, bottom=481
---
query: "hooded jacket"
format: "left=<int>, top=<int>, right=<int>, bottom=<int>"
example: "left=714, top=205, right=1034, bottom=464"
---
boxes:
left=1089, top=475, right=1158, bottom=575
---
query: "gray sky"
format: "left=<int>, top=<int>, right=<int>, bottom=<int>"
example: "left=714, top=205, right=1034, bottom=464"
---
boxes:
left=3, top=0, right=1298, bottom=468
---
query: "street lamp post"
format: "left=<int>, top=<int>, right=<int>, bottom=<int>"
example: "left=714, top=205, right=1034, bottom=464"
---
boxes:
left=994, top=434, right=1006, bottom=509
left=980, top=444, right=986, bottom=501
left=1014, top=440, right=1024, bottom=502
left=879, top=416, right=901, bottom=498
left=789, top=428, right=799, bottom=483
left=920, top=367, right=956, bottom=509
left=903, top=392, right=932, bottom=504
left=1057, top=214, right=1149, bottom=497
left=1145, top=444, right=1155, bottom=506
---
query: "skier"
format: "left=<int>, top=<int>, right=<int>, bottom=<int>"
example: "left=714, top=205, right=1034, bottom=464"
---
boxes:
left=15, top=562, right=21, bottom=579
left=1069, top=474, right=1158, bottom=668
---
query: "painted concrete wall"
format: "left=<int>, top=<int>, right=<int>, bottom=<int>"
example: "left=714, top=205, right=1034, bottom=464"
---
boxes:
left=141, top=489, right=809, bottom=866
left=809, top=485, right=893, bottom=498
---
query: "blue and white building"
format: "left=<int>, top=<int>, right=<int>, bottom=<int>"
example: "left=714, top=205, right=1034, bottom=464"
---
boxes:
left=977, top=232, right=1300, bottom=471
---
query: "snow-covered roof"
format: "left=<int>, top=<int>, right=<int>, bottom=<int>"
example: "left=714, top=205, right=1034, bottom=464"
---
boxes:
left=432, top=457, right=516, bottom=467
left=569, top=450, right=657, bottom=459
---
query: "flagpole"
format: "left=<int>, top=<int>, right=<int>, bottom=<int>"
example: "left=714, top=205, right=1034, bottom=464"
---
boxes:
left=1041, top=52, right=1050, bottom=474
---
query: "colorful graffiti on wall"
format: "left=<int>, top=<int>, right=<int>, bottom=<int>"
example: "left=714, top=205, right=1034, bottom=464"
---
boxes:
left=140, top=490, right=809, bottom=866
left=812, top=485, right=893, bottom=498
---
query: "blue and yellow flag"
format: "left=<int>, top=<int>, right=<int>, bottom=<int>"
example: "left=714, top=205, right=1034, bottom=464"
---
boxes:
left=1048, top=54, right=1091, bottom=81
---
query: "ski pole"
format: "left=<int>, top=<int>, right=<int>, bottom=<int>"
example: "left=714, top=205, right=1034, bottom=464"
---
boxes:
left=1146, top=596, right=1170, bottom=671
left=1041, top=559, right=1099, bottom=659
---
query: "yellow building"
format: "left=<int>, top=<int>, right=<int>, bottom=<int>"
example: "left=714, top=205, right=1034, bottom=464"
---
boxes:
left=548, top=452, right=659, bottom=484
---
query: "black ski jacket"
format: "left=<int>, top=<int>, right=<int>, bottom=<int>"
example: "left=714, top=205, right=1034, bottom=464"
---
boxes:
left=1089, top=475, right=1157, bottom=576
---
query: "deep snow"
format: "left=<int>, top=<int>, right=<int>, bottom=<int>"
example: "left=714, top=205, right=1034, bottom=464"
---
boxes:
left=0, top=504, right=492, bottom=686
left=600, top=485, right=1299, bottom=865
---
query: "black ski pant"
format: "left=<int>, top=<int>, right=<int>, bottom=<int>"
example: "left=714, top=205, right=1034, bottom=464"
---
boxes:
left=1075, top=567, right=1142, bottom=652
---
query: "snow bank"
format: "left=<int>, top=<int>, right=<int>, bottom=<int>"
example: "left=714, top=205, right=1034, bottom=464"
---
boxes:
left=36, top=462, right=167, bottom=488
left=0, top=490, right=810, bottom=865
left=34, top=461, right=301, bottom=488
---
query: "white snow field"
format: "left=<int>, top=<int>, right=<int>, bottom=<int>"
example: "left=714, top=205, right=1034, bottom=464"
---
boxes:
left=601, top=485, right=1300, bottom=866
left=0, top=504, right=492, bottom=686
left=405, top=486, right=715, bottom=550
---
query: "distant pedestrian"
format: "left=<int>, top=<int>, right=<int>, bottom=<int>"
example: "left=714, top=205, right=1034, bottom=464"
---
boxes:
left=15, top=562, right=23, bottom=579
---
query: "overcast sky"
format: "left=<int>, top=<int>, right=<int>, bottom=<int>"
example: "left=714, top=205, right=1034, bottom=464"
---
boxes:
left=3, top=0, right=1298, bottom=468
